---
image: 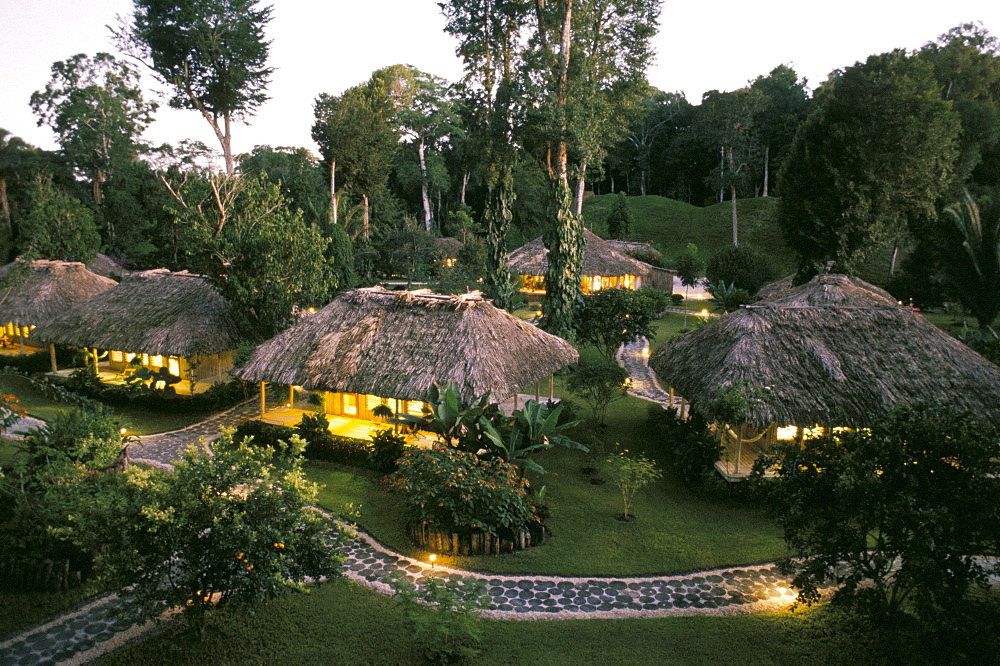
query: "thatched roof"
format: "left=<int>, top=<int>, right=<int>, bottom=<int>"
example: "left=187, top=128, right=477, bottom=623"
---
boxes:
left=86, top=253, right=131, bottom=279
left=756, top=273, right=895, bottom=302
left=433, top=236, right=464, bottom=258
left=650, top=274, right=1000, bottom=428
left=607, top=240, right=662, bottom=258
left=234, top=287, right=579, bottom=403
left=32, top=269, right=247, bottom=356
left=508, top=228, right=652, bottom=278
left=0, top=259, right=117, bottom=327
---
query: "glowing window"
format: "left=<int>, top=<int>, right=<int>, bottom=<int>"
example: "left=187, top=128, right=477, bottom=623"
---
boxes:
left=406, top=401, right=427, bottom=417
left=168, top=357, right=181, bottom=376
left=343, top=394, right=358, bottom=416
left=366, top=395, right=386, bottom=411
left=110, top=351, right=124, bottom=363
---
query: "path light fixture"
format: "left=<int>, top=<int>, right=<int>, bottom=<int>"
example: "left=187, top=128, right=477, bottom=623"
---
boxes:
left=428, top=553, right=437, bottom=569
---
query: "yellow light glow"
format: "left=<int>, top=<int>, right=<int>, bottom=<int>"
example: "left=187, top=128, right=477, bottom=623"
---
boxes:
left=119, top=427, right=128, bottom=436
left=699, top=309, right=709, bottom=317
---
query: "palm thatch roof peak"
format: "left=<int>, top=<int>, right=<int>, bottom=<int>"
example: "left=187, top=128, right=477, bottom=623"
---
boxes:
left=31, top=268, right=248, bottom=356
left=234, top=286, right=579, bottom=403
left=0, top=259, right=117, bottom=327
left=756, top=273, right=896, bottom=305
left=508, top=228, right=652, bottom=278
left=651, top=274, right=1000, bottom=428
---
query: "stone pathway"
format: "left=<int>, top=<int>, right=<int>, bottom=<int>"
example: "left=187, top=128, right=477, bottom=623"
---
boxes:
left=616, top=336, right=688, bottom=416
left=127, top=399, right=261, bottom=469
left=0, top=522, right=803, bottom=664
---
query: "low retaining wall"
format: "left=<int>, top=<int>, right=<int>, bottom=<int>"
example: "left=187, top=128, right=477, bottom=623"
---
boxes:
left=411, top=523, right=548, bottom=556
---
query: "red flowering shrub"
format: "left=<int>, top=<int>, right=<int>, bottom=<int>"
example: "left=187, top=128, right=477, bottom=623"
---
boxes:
left=387, top=447, right=538, bottom=536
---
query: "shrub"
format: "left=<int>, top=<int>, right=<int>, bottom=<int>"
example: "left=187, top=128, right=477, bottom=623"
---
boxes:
left=389, top=573, right=490, bottom=664
left=566, top=361, right=630, bottom=426
left=603, top=444, right=662, bottom=519
left=296, top=413, right=370, bottom=465
left=232, top=420, right=297, bottom=450
left=387, top=447, right=538, bottom=537
left=369, top=428, right=406, bottom=473
left=669, top=293, right=684, bottom=306
left=705, top=245, right=775, bottom=295
left=646, top=406, right=720, bottom=485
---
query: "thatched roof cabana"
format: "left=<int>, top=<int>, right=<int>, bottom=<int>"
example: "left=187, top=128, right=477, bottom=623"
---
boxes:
left=0, top=259, right=116, bottom=327
left=508, top=228, right=652, bottom=280
left=234, top=287, right=579, bottom=403
left=32, top=269, right=246, bottom=356
left=650, top=274, right=1000, bottom=429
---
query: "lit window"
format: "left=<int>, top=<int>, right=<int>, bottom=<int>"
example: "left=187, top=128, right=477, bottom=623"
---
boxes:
left=168, top=357, right=181, bottom=376
left=110, top=351, right=124, bottom=363
left=151, top=355, right=164, bottom=367
left=343, top=394, right=358, bottom=416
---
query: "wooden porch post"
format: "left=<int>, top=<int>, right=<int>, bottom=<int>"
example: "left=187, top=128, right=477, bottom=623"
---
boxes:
left=548, top=375, right=554, bottom=401
left=668, top=387, right=675, bottom=414
left=49, top=343, right=57, bottom=373
left=260, top=382, right=266, bottom=418
left=288, top=384, right=295, bottom=407
left=735, top=423, right=744, bottom=476
left=19, top=331, right=25, bottom=355
left=535, top=380, right=540, bottom=403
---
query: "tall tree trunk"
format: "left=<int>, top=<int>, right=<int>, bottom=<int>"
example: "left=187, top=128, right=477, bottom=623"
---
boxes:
left=762, top=144, right=770, bottom=197
left=718, top=146, right=725, bottom=203
left=460, top=171, right=469, bottom=205
left=727, top=147, right=738, bottom=246
left=0, top=178, right=11, bottom=263
left=484, top=179, right=514, bottom=309
left=640, top=167, right=647, bottom=197
left=888, top=243, right=899, bottom=278
left=362, top=193, right=370, bottom=241
left=418, top=137, right=433, bottom=232
left=610, top=175, right=615, bottom=194
left=329, top=160, right=338, bottom=226
left=574, top=164, right=587, bottom=216
left=222, top=114, right=234, bottom=175
left=540, top=0, right=582, bottom=339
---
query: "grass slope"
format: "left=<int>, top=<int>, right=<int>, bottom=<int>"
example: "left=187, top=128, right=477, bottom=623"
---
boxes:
left=582, top=194, right=793, bottom=271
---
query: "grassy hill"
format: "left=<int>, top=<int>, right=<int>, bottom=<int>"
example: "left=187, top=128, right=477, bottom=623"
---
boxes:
left=581, top=194, right=795, bottom=273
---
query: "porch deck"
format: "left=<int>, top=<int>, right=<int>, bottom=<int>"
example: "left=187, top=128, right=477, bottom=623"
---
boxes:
left=48, top=365, right=213, bottom=396
left=260, top=406, right=439, bottom=447
left=715, top=437, right=776, bottom=482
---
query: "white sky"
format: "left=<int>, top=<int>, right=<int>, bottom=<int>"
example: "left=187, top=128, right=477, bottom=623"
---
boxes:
left=2, top=0, right=998, bottom=158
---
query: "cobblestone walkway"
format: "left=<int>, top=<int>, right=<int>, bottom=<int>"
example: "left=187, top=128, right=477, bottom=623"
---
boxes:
left=128, top=399, right=261, bottom=469
left=616, top=336, right=686, bottom=412
left=0, top=522, right=803, bottom=664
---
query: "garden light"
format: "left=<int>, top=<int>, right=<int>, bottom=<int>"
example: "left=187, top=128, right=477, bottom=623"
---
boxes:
left=428, top=553, right=437, bottom=568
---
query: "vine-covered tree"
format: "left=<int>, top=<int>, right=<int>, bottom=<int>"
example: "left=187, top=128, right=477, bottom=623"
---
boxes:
left=440, top=0, right=524, bottom=310
left=778, top=50, right=960, bottom=276
left=114, top=0, right=274, bottom=174
left=749, top=65, right=811, bottom=197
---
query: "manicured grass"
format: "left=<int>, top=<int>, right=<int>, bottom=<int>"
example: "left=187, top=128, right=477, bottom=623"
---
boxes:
left=0, top=374, right=213, bottom=436
left=98, top=577, right=950, bottom=665
left=582, top=194, right=793, bottom=271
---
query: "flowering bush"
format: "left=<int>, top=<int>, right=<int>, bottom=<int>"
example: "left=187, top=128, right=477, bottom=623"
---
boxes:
left=387, top=447, right=538, bottom=536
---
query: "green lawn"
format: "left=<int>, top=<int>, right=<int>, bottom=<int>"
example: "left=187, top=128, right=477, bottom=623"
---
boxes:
left=582, top=194, right=793, bottom=271
left=98, top=577, right=957, bottom=665
left=0, top=374, right=213, bottom=436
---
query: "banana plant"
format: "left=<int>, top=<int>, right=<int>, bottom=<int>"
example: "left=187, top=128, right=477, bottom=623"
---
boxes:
left=482, top=400, right=586, bottom=476
left=390, top=382, right=493, bottom=447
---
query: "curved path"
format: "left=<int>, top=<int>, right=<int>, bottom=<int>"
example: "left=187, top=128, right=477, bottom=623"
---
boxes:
left=0, top=521, right=801, bottom=664
left=2, top=341, right=785, bottom=663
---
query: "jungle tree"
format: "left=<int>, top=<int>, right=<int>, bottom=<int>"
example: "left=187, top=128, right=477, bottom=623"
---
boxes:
left=114, top=0, right=274, bottom=174
left=30, top=53, right=156, bottom=213
left=778, top=50, right=960, bottom=277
